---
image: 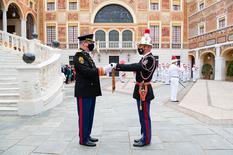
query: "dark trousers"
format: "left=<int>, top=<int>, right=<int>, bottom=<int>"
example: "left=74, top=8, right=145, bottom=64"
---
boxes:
left=136, top=100, right=151, bottom=144
left=76, top=97, right=96, bottom=144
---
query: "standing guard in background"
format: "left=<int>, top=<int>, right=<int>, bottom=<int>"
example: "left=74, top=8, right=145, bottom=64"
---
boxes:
left=168, top=56, right=181, bottom=102
left=74, top=34, right=113, bottom=147
left=165, top=63, right=170, bottom=85
left=111, top=29, right=157, bottom=147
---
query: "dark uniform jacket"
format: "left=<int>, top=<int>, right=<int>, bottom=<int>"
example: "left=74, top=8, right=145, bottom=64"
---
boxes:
left=74, top=50, right=102, bottom=97
left=116, top=53, right=157, bottom=101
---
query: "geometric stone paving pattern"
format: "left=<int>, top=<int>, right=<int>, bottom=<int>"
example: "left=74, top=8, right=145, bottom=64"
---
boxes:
left=0, top=78, right=233, bottom=155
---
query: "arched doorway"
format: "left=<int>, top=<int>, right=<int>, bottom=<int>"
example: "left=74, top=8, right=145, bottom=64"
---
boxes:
left=26, top=14, right=34, bottom=39
left=221, top=48, right=233, bottom=81
left=200, top=52, right=215, bottom=80
left=7, top=3, right=22, bottom=35
left=188, top=55, right=195, bottom=78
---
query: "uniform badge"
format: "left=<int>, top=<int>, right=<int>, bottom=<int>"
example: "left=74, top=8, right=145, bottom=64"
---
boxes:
left=78, top=57, right=84, bottom=64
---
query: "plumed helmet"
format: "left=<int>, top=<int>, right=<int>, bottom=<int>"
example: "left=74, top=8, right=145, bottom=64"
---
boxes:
left=139, top=29, right=153, bottom=46
left=171, top=56, right=178, bottom=63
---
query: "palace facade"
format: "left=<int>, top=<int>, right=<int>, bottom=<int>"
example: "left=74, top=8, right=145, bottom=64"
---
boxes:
left=0, top=0, right=233, bottom=80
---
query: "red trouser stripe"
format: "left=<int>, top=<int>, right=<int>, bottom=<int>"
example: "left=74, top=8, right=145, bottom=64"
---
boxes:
left=79, top=97, right=83, bottom=144
left=144, top=101, right=149, bottom=144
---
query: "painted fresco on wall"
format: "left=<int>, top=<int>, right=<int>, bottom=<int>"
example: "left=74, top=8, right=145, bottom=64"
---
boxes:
left=149, top=13, right=159, bottom=21
left=80, top=0, right=89, bottom=9
left=58, top=26, right=66, bottom=42
left=58, top=0, right=66, bottom=9
left=68, top=13, right=79, bottom=21
left=80, top=27, right=89, bottom=35
left=138, top=0, right=147, bottom=10
left=46, top=13, right=56, bottom=21
left=162, top=27, right=169, bottom=37
left=162, top=0, right=169, bottom=10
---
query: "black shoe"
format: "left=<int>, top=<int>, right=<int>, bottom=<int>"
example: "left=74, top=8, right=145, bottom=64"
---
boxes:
left=89, top=137, right=99, bottom=142
left=134, top=138, right=141, bottom=143
left=80, top=140, right=96, bottom=147
left=171, top=100, right=179, bottom=102
left=133, top=141, right=149, bottom=147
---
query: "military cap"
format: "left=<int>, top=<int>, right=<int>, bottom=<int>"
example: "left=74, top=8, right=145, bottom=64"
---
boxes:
left=78, top=34, right=94, bottom=42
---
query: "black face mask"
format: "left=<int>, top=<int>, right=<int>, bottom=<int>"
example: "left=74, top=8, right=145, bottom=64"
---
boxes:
left=137, top=48, right=144, bottom=55
left=88, top=43, right=95, bottom=51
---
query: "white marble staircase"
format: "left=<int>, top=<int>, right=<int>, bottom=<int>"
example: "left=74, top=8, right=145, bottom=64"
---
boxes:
left=0, top=30, right=63, bottom=116
left=0, top=47, right=26, bottom=115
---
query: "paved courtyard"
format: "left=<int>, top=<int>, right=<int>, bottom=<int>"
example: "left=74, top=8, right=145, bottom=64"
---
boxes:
left=0, top=78, right=233, bottom=155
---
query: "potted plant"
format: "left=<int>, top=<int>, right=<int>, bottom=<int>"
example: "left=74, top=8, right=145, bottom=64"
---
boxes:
left=226, top=60, right=233, bottom=81
left=201, top=64, right=213, bottom=79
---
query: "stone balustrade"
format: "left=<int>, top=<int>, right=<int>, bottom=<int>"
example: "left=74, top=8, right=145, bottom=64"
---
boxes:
left=0, top=30, right=64, bottom=116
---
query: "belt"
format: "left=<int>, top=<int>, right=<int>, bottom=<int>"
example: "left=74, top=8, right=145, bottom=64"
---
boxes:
left=136, top=82, right=151, bottom=86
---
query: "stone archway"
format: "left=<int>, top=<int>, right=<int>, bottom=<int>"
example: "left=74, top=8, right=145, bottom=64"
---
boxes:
left=6, top=3, right=23, bottom=35
left=221, top=48, right=233, bottom=81
left=200, top=52, right=215, bottom=80
left=188, top=54, right=195, bottom=78
left=26, top=13, right=34, bottom=39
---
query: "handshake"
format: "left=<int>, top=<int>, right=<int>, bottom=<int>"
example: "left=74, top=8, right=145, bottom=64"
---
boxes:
left=103, top=63, right=117, bottom=74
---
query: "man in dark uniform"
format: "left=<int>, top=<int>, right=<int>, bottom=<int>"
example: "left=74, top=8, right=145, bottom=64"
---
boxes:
left=74, top=34, right=113, bottom=147
left=112, top=29, right=157, bottom=147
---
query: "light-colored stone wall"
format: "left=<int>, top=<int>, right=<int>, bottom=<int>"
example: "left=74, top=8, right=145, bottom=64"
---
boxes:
left=188, top=0, right=233, bottom=49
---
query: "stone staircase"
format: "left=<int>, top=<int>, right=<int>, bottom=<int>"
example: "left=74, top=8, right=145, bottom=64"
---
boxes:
left=0, top=46, right=26, bottom=115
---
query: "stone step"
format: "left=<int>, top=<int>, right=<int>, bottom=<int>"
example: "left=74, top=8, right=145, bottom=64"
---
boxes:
left=0, top=94, right=20, bottom=100
left=0, top=78, right=17, bottom=82
left=0, top=107, right=18, bottom=116
left=0, top=100, right=17, bottom=107
left=0, top=88, right=19, bottom=93
left=0, top=83, right=18, bottom=88
left=0, top=74, right=17, bottom=77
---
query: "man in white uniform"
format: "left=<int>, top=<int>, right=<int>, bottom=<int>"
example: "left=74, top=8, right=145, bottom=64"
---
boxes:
left=161, top=63, right=166, bottom=83
left=168, top=56, right=181, bottom=102
left=165, top=63, right=170, bottom=85
left=192, top=64, right=198, bottom=82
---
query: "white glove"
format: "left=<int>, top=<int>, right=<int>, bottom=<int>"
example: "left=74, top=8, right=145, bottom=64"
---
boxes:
left=103, top=64, right=113, bottom=74
left=110, top=63, right=117, bottom=69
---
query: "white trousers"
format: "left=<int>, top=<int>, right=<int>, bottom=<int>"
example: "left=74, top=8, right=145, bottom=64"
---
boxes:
left=170, top=78, right=179, bottom=101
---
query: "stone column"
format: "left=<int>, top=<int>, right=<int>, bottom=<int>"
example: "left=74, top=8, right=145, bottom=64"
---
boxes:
left=195, top=50, right=201, bottom=78
left=215, top=46, right=225, bottom=80
left=21, top=19, right=27, bottom=38
left=3, top=9, right=7, bottom=32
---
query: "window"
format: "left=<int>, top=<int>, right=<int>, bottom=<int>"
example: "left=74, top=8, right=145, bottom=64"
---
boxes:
left=199, top=2, right=204, bottom=11
left=198, top=24, right=205, bottom=35
left=109, top=30, right=119, bottom=48
left=218, top=17, right=226, bottom=29
left=94, top=4, right=133, bottom=23
left=172, top=0, right=181, bottom=11
left=172, top=26, right=181, bottom=48
left=150, top=3, right=159, bottom=11
left=69, top=2, right=77, bottom=10
left=47, top=2, right=55, bottom=11
left=30, top=1, right=33, bottom=9
left=173, top=5, right=180, bottom=11
left=95, top=30, right=106, bottom=48
left=68, top=26, right=78, bottom=49
left=150, top=25, right=160, bottom=48
left=46, top=26, right=56, bottom=46
left=122, top=30, right=133, bottom=48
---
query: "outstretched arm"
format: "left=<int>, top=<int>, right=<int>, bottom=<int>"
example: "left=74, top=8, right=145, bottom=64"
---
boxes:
left=115, top=63, right=142, bottom=72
